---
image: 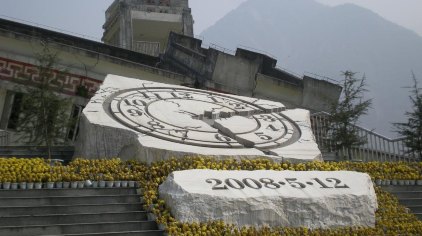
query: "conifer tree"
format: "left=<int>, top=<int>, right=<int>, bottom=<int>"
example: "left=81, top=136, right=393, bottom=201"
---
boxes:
left=17, top=47, right=72, bottom=159
left=394, top=74, right=422, bottom=160
left=328, top=71, right=372, bottom=160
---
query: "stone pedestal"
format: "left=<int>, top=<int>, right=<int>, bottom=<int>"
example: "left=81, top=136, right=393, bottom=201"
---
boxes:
left=159, top=170, right=378, bottom=229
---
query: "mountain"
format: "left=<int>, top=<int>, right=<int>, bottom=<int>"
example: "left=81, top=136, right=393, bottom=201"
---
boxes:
left=200, top=0, right=422, bottom=137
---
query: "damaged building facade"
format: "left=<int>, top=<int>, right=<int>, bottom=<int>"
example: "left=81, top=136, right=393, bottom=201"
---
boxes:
left=0, top=0, right=341, bottom=148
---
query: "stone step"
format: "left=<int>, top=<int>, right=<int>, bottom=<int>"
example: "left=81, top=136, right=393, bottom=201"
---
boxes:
left=391, top=191, right=422, bottom=198
left=0, top=203, right=142, bottom=217
left=0, top=212, right=148, bottom=227
left=382, top=185, right=422, bottom=192
left=0, top=185, right=160, bottom=235
left=0, top=188, right=137, bottom=197
left=0, top=194, right=141, bottom=207
left=381, top=186, right=422, bottom=219
left=403, top=205, right=422, bottom=213
left=62, top=230, right=165, bottom=236
left=399, top=198, right=422, bottom=206
left=0, top=221, right=158, bottom=236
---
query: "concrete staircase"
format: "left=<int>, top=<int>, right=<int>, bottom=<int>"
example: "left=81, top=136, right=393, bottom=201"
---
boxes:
left=0, top=188, right=165, bottom=236
left=383, top=185, right=422, bottom=220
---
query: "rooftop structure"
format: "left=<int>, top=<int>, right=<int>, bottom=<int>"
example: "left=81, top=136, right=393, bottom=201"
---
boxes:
left=103, top=0, right=194, bottom=56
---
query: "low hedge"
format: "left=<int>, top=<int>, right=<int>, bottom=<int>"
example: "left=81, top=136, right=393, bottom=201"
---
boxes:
left=0, top=158, right=146, bottom=183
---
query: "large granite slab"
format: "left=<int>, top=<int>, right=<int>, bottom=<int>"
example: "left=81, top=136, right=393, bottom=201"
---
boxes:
left=75, top=74, right=322, bottom=163
left=159, top=170, right=378, bottom=229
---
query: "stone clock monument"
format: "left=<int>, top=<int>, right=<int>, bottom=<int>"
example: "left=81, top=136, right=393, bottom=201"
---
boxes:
left=75, top=74, right=322, bottom=163
left=75, top=75, right=378, bottom=229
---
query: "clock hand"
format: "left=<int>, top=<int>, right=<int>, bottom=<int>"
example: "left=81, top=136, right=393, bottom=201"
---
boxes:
left=213, top=120, right=283, bottom=157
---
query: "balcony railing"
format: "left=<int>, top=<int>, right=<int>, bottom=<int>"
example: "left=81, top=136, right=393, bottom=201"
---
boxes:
left=310, top=112, right=419, bottom=162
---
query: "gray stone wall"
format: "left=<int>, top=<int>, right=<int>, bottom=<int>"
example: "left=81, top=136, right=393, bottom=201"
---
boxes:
left=211, top=52, right=260, bottom=96
left=302, top=76, right=342, bottom=112
left=254, top=73, right=303, bottom=108
left=162, top=32, right=342, bottom=112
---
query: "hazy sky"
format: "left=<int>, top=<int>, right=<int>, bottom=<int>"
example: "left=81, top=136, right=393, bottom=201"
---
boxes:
left=0, top=0, right=421, bottom=40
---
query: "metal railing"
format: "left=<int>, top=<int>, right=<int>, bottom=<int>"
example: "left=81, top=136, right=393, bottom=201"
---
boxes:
left=310, top=112, right=419, bottom=162
left=304, top=71, right=340, bottom=84
left=275, top=66, right=303, bottom=79
left=237, top=44, right=278, bottom=59
left=0, top=130, right=10, bottom=146
left=209, top=43, right=236, bottom=55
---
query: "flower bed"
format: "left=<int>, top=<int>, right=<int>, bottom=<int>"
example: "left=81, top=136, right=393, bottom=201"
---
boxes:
left=1, top=157, right=422, bottom=235
left=143, top=157, right=422, bottom=235
left=0, top=158, right=145, bottom=189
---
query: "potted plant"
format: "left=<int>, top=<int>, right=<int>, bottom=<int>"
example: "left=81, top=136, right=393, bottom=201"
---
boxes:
left=3, top=176, right=11, bottom=190
left=18, top=175, right=27, bottom=190
left=404, top=174, right=411, bottom=185
left=114, top=174, right=122, bottom=188
left=409, top=174, right=417, bottom=185
left=55, top=174, right=63, bottom=188
left=91, top=175, right=99, bottom=188
left=27, top=174, right=35, bottom=189
left=77, top=175, right=85, bottom=188
left=70, top=174, right=78, bottom=189
left=121, top=173, right=129, bottom=188
left=11, top=175, right=18, bottom=190
left=27, top=182, right=34, bottom=189
left=398, top=176, right=405, bottom=186
left=402, top=173, right=410, bottom=185
left=96, top=173, right=105, bottom=188
left=47, top=174, right=55, bottom=189
left=105, top=174, right=114, bottom=188
left=417, top=175, right=422, bottom=185
left=128, top=174, right=136, bottom=188
left=382, top=179, right=391, bottom=186
left=63, top=173, right=71, bottom=188
left=34, top=176, right=43, bottom=189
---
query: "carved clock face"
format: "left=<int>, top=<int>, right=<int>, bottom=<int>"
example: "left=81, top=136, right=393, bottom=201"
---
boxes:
left=109, top=88, right=300, bottom=150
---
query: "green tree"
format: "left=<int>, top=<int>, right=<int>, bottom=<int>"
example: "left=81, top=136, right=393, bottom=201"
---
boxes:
left=328, top=71, right=372, bottom=160
left=17, top=48, right=73, bottom=159
left=394, top=74, right=422, bottom=159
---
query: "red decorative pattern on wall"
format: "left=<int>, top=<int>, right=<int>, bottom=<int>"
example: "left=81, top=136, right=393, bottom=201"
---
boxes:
left=0, top=56, right=102, bottom=97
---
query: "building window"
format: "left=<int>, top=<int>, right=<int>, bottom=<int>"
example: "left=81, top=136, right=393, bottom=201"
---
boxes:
left=7, top=92, right=24, bottom=130
left=67, top=104, right=84, bottom=141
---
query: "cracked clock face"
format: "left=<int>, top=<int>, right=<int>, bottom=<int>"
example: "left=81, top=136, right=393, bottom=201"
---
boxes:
left=109, top=88, right=300, bottom=150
